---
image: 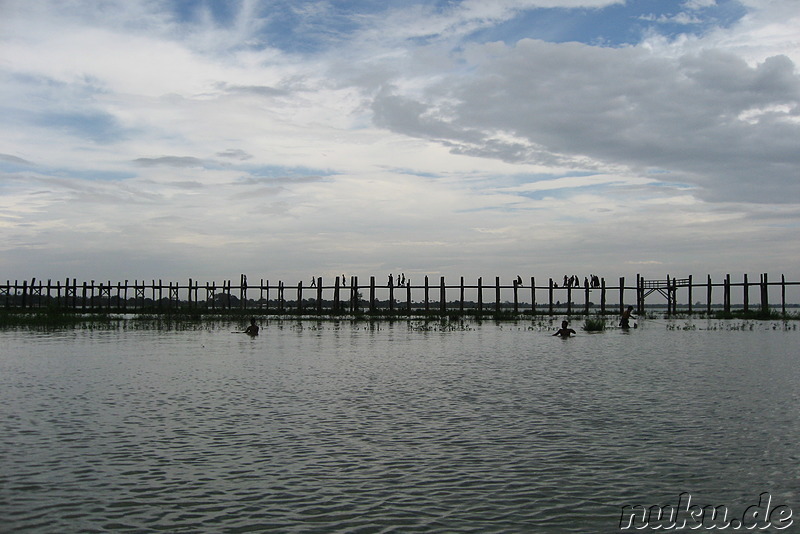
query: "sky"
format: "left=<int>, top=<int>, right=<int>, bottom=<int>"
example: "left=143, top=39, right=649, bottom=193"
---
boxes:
left=1, top=0, right=799, bottom=287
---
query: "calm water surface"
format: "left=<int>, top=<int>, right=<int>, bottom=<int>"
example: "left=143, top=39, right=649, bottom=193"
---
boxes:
left=1, top=319, right=798, bottom=533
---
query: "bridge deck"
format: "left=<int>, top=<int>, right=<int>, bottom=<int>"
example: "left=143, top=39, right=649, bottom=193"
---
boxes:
left=641, top=278, right=691, bottom=289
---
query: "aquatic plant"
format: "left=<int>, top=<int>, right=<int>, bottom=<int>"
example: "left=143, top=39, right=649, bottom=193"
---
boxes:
left=713, top=309, right=788, bottom=320
left=582, top=317, right=606, bottom=332
left=0, top=309, right=119, bottom=328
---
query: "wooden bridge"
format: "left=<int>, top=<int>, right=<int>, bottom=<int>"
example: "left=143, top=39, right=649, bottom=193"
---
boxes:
left=1, top=273, right=796, bottom=317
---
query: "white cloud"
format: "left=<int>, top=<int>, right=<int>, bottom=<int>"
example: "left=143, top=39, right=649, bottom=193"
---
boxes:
left=683, top=0, right=718, bottom=9
left=371, top=39, right=800, bottom=203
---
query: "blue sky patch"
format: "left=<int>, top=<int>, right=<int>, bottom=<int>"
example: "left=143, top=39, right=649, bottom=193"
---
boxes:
left=456, top=0, right=746, bottom=47
left=163, top=0, right=747, bottom=54
left=54, top=168, right=138, bottom=181
left=36, top=111, right=127, bottom=144
left=245, top=164, right=337, bottom=179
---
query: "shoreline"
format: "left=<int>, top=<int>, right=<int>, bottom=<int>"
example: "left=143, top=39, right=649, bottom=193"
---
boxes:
left=1, top=307, right=797, bottom=328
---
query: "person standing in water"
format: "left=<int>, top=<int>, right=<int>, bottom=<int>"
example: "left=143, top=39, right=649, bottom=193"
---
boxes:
left=244, top=318, right=259, bottom=336
left=553, top=320, right=576, bottom=338
left=620, top=306, right=636, bottom=329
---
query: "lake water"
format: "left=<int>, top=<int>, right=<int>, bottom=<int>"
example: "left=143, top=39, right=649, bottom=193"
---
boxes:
left=1, top=318, right=798, bottom=533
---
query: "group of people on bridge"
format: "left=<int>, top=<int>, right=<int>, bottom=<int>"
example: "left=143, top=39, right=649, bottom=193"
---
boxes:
left=556, top=274, right=601, bottom=288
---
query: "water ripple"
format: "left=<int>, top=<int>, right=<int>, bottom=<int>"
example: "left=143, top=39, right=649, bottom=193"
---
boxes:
left=1, top=322, right=798, bottom=532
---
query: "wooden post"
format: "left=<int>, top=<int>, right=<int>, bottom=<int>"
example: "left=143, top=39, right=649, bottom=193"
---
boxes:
left=406, top=281, right=412, bottom=315
left=297, top=281, right=303, bottom=313
left=333, top=276, right=340, bottom=313
left=370, top=276, right=376, bottom=313
left=352, top=276, right=359, bottom=313
left=22, top=280, right=28, bottom=309
left=724, top=274, right=731, bottom=313
left=548, top=278, right=554, bottom=314
left=584, top=278, right=590, bottom=315
left=530, top=277, right=536, bottom=315
left=460, top=276, right=465, bottom=314
left=687, top=275, right=693, bottom=314
left=666, top=275, right=671, bottom=316
left=477, top=277, right=483, bottom=316
left=619, top=277, right=625, bottom=315
left=567, top=283, right=572, bottom=315
left=424, top=276, right=430, bottom=312
left=317, top=277, right=323, bottom=314
left=513, top=280, right=519, bottom=315
left=347, top=276, right=352, bottom=312
left=743, top=273, right=749, bottom=312
left=761, top=273, right=769, bottom=314
left=440, top=276, right=446, bottom=315
left=707, top=275, right=712, bottom=314
left=781, top=274, right=786, bottom=316
left=600, top=278, right=606, bottom=314
left=389, top=279, right=395, bottom=313
left=495, top=276, right=501, bottom=314
left=672, top=277, right=678, bottom=315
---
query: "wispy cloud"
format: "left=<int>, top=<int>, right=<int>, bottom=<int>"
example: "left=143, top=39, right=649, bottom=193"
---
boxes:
left=0, top=154, right=35, bottom=166
left=133, top=156, right=207, bottom=168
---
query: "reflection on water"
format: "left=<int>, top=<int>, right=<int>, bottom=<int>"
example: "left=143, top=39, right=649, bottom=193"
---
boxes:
left=1, top=319, right=798, bottom=532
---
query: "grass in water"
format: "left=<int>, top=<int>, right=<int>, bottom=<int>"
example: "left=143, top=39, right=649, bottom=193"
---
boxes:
left=0, top=309, right=118, bottom=328
left=583, top=317, right=606, bottom=332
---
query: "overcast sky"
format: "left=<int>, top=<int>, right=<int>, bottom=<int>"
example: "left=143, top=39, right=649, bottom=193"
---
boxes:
left=1, top=0, right=799, bottom=287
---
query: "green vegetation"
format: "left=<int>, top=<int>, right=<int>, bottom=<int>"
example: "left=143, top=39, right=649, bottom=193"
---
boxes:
left=0, top=309, right=119, bottom=328
left=582, top=316, right=606, bottom=332
left=712, top=308, right=791, bottom=320
left=2, top=306, right=798, bottom=329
